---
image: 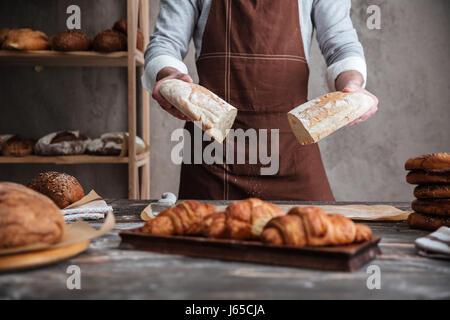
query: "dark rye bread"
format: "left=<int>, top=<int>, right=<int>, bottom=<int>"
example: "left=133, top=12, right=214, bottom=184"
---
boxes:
left=408, top=212, right=450, bottom=231
left=414, top=184, right=450, bottom=199
left=405, top=153, right=450, bottom=170
left=27, top=171, right=84, bottom=209
left=406, top=170, right=450, bottom=185
left=51, top=30, right=91, bottom=51
left=93, top=29, right=127, bottom=53
left=0, top=182, right=65, bottom=248
left=411, top=199, right=450, bottom=216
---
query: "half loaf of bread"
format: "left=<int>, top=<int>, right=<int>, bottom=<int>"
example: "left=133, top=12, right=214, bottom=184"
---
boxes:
left=159, top=79, right=237, bottom=143
left=287, top=92, right=373, bottom=145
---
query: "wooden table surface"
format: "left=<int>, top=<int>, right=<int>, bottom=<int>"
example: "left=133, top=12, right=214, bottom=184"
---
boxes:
left=0, top=200, right=449, bottom=300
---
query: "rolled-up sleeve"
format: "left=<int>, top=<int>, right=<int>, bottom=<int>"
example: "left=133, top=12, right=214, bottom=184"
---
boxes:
left=142, top=0, right=199, bottom=91
left=312, top=0, right=367, bottom=91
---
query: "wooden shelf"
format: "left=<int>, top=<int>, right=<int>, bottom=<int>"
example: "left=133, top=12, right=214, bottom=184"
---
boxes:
left=0, top=152, right=149, bottom=166
left=0, top=50, right=145, bottom=67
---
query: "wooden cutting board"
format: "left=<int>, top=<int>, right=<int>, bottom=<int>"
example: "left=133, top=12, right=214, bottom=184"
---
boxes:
left=119, top=229, right=381, bottom=272
left=0, top=240, right=90, bottom=272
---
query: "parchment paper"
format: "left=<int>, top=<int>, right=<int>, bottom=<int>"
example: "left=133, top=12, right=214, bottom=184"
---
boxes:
left=0, top=212, right=115, bottom=256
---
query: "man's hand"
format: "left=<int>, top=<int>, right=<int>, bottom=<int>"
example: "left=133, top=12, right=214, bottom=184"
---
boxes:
left=152, top=67, right=193, bottom=121
left=335, top=70, right=378, bottom=126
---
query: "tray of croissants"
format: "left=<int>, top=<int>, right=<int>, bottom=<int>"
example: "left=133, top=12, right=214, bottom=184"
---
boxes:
left=119, top=199, right=381, bottom=272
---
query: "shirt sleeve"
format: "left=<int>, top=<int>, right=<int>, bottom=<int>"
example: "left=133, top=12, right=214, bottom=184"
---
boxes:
left=312, top=0, right=367, bottom=91
left=141, top=0, right=199, bottom=91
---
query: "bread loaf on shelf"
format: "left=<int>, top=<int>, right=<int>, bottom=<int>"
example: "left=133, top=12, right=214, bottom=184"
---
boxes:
left=159, top=79, right=237, bottom=143
left=287, top=92, right=373, bottom=145
left=2, top=28, right=49, bottom=51
left=86, top=132, right=147, bottom=156
left=34, top=131, right=90, bottom=156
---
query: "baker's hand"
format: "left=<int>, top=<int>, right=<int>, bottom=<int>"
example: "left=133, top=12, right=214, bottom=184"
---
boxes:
left=153, top=67, right=193, bottom=121
left=335, top=70, right=378, bottom=126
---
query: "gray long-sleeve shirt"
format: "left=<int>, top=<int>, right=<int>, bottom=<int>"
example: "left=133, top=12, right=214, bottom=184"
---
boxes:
left=142, top=0, right=367, bottom=92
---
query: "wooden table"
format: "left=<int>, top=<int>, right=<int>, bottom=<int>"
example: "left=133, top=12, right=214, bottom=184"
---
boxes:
left=0, top=200, right=449, bottom=300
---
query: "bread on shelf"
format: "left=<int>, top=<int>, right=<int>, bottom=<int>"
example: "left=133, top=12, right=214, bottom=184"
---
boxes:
left=113, top=19, right=144, bottom=52
left=159, top=79, right=238, bottom=143
left=86, top=132, right=147, bottom=156
left=287, top=91, right=374, bottom=145
left=27, top=171, right=85, bottom=209
left=2, top=28, right=49, bottom=51
left=50, top=30, right=91, bottom=51
left=1, top=135, right=35, bottom=157
left=0, top=182, right=66, bottom=248
left=34, top=131, right=90, bottom=156
left=93, top=29, right=127, bottom=53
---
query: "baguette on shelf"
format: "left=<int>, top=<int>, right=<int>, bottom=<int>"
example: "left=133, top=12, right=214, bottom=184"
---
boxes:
left=287, top=92, right=373, bottom=145
left=159, top=79, right=237, bottom=143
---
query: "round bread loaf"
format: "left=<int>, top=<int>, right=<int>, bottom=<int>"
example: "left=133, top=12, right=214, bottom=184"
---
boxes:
left=0, top=182, right=65, bottom=248
left=112, top=19, right=144, bottom=51
left=51, top=30, right=90, bottom=51
left=405, top=153, right=450, bottom=170
left=27, top=171, right=85, bottom=208
left=411, top=199, right=450, bottom=216
left=34, top=130, right=90, bottom=155
left=406, top=170, right=450, bottom=185
left=2, top=28, right=49, bottom=50
left=413, top=184, right=450, bottom=199
left=93, top=29, right=127, bottom=53
left=1, top=135, right=35, bottom=157
left=408, top=212, right=450, bottom=231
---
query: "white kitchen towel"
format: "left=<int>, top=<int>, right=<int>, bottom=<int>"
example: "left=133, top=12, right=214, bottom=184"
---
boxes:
left=61, top=199, right=112, bottom=222
left=415, top=227, right=450, bottom=259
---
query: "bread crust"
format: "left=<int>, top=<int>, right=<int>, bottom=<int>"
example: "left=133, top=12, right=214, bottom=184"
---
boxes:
left=405, top=153, right=450, bottom=170
left=414, top=184, right=450, bottom=199
left=2, top=28, right=49, bottom=50
left=1, top=135, right=35, bottom=157
left=93, top=29, right=127, bottom=53
left=411, top=199, right=450, bottom=216
left=51, top=30, right=90, bottom=51
left=406, top=170, right=450, bottom=185
left=34, top=131, right=89, bottom=156
left=112, top=19, right=144, bottom=51
left=0, top=182, right=65, bottom=248
left=0, top=28, right=10, bottom=46
left=27, top=171, right=85, bottom=209
left=408, top=212, right=450, bottom=231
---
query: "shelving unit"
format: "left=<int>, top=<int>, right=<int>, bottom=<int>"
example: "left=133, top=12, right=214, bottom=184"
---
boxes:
left=0, top=0, right=150, bottom=200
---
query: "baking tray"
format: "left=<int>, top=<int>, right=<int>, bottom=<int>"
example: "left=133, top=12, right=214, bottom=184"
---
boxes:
left=119, top=228, right=381, bottom=272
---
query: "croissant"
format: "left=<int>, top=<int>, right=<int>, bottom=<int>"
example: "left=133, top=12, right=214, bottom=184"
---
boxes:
left=202, top=198, right=284, bottom=240
left=142, top=200, right=217, bottom=236
left=261, top=206, right=372, bottom=247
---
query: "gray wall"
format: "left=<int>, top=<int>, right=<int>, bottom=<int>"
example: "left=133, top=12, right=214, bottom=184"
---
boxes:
left=0, top=0, right=449, bottom=201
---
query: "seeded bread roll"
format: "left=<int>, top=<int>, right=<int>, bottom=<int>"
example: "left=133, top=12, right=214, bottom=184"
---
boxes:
left=405, top=153, right=450, bottom=170
left=0, top=182, right=65, bottom=248
left=408, top=212, right=450, bottom=231
left=51, top=30, right=91, bottom=51
left=159, top=79, right=238, bottom=143
left=414, top=184, right=450, bottom=199
left=406, top=170, right=450, bottom=185
left=411, top=199, right=450, bottom=216
left=2, top=28, right=49, bottom=50
left=27, top=171, right=85, bottom=209
left=287, top=92, right=374, bottom=145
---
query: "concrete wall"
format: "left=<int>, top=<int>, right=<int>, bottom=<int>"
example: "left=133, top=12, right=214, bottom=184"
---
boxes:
left=0, top=0, right=448, bottom=201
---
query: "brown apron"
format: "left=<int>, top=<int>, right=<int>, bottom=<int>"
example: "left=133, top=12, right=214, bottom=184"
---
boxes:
left=179, top=0, right=334, bottom=201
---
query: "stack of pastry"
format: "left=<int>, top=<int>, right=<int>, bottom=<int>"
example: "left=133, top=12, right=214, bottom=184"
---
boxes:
left=405, top=153, right=450, bottom=230
left=141, top=198, right=372, bottom=247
